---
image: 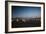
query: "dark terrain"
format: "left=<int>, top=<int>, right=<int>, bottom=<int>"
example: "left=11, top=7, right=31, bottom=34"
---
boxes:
left=12, top=17, right=41, bottom=28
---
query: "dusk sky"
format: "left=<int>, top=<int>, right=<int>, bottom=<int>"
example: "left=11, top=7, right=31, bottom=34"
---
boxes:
left=12, top=6, right=41, bottom=18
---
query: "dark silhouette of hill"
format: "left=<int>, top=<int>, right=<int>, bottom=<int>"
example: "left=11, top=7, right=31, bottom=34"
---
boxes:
left=12, top=17, right=41, bottom=28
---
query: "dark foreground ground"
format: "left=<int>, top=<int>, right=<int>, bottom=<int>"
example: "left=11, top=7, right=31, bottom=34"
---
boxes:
left=12, top=18, right=41, bottom=28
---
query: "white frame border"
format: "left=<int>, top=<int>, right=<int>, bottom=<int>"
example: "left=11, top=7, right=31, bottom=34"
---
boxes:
left=8, top=2, right=44, bottom=32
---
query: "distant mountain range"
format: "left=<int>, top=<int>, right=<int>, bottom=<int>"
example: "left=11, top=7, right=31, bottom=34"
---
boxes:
left=12, top=17, right=41, bottom=22
left=12, top=16, right=41, bottom=18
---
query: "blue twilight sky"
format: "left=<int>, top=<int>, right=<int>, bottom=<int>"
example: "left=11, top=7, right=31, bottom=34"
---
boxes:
left=12, top=6, right=41, bottom=18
